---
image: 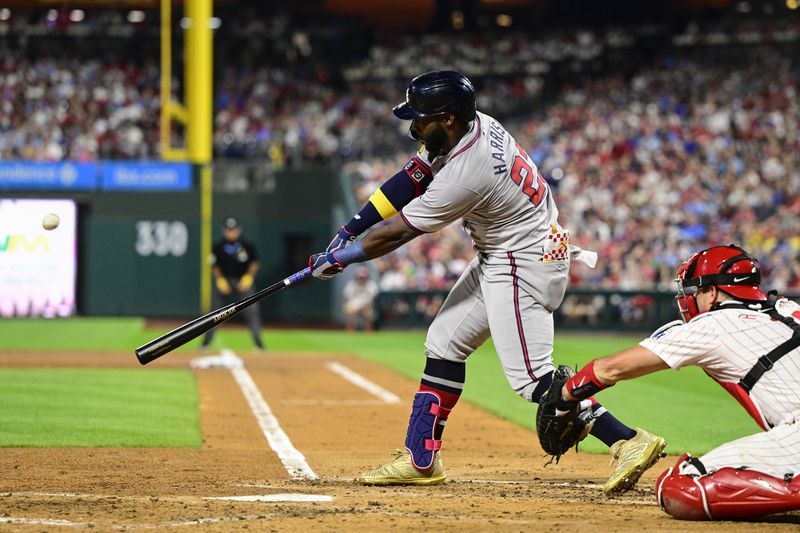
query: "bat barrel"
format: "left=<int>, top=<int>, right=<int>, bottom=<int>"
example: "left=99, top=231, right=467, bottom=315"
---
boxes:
left=135, top=267, right=311, bottom=365
left=135, top=311, right=221, bottom=364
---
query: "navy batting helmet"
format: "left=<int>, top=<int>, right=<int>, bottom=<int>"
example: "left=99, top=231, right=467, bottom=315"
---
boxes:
left=393, top=71, right=477, bottom=122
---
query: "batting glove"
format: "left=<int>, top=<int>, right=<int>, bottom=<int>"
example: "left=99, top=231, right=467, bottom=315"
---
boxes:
left=326, top=226, right=357, bottom=255
left=308, top=227, right=356, bottom=280
left=309, top=250, right=344, bottom=280
left=309, top=240, right=370, bottom=280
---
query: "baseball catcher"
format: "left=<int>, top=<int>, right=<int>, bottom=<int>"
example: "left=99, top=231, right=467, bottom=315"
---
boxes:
left=551, top=244, right=800, bottom=519
left=536, top=365, right=596, bottom=462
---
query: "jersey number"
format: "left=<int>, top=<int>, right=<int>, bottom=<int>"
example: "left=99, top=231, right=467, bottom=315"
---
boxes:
left=510, top=144, right=547, bottom=207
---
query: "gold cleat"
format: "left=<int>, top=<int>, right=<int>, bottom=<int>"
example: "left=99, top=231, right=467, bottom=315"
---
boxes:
left=358, top=449, right=446, bottom=486
left=603, top=427, right=667, bottom=496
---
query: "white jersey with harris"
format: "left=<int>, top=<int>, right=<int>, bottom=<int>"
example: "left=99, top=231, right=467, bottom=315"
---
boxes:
left=400, top=111, right=560, bottom=254
left=640, top=298, right=800, bottom=477
left=398, top=111, right=570, bottom=402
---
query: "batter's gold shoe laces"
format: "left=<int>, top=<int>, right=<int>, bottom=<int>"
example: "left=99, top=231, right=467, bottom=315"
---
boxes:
left=603, top=427, right=667, bottom=496
left=357, top=449, right=446, bottom=486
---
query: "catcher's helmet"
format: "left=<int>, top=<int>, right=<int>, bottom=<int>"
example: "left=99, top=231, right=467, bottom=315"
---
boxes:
left=393, top=71, right=476, bottom=122
left=674, top=244, right=768, bottom=322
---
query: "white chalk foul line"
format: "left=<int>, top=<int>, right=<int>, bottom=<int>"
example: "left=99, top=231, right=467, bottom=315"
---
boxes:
left=206, top=493, right=333, bottom=502
left=326, top=361, right=401, bottom=404
left=0, top=517, right=78, bottom=527
left=0, top=515, right=263, bottom=530
left=213, top=350, right=317, bottom=481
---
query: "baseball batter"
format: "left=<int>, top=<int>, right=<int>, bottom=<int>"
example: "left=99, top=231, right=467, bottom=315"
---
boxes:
left=309, top=71, right=665, bottom=491
left=551, top=244, right=800, bottom=519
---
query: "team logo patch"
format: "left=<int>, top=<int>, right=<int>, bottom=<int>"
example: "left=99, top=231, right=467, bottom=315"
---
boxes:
left=651, top=320, right=682, bottom=339
left=411, top=168, right=426, bottom=182
left=652, top=329, right=670, bottom=340
left=541, top=224, right=570, bottom=262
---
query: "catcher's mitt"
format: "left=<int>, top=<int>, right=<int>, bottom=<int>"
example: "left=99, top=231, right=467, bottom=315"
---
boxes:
left=536, top=365, right=596, bottom=463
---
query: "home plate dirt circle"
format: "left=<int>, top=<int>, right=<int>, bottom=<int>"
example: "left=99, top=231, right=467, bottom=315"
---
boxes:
left=0, top=349, right=797, bottom=531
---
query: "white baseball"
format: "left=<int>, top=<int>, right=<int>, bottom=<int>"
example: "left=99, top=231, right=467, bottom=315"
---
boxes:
left=42, top=213, right=60, bottom=231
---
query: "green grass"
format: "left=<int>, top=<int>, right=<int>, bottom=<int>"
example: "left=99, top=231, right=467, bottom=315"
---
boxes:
left=0, top=317, right=760, bottom=453
left=0, top=317, right=148, bottom=350
left=194, top=327, right=761, bottom=454
left=0, top=368, right=201, bottom=447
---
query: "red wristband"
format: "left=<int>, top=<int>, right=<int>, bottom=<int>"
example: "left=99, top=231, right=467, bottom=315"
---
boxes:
left=564, top=359, right=612, bottom=400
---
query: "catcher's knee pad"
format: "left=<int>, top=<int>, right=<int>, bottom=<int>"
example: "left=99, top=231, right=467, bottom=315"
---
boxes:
left=657, top=454, right=800, bottom=520
left=405, top=391, right=451, bottom=470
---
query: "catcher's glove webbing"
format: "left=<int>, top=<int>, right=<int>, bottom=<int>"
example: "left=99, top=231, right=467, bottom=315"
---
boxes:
left=536, top=365, right=596, bottom=463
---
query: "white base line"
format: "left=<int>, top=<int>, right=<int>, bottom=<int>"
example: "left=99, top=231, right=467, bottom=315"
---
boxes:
left=206, top=494, right=333, bottom=502
left=0, top=515, right=259, bottom=529
left=0, top=517, right=78, bottom=527
left=10, top=491, right=332, bottom=504
left=326, top=361, right=401, bottom=404
left=222, top=349, right=318, bottom=481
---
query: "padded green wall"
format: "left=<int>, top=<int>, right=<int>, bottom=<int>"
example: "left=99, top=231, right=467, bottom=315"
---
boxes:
left=8, top=167, right=338, bottom=322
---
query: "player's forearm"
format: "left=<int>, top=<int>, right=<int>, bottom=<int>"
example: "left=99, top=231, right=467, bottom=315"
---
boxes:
left=595, top=346, right=669, bottom=383
left=562, top=346, right=668, bottom=402
left=331, top=221, right=416, bottom=267
left=360, top=218, right=419, bottom=259
left=311, top=209, right=421, bottom=279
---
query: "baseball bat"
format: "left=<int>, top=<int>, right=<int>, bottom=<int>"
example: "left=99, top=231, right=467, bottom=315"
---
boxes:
left=135, top=267, right=312, bottom=365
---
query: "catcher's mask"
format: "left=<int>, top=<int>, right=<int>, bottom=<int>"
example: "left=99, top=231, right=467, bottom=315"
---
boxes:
left=674, top=244, right=768, bottom=322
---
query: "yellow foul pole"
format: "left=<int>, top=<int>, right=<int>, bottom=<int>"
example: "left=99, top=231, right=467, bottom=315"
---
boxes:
left=159, top=0, right=171, bottom=158
left=185, top=0, right=214, bottom=312
left=160, top=0, right=188, bottom=161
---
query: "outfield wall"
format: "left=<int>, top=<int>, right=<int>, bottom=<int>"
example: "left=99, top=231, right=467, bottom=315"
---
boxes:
left=2, top=162, right=340, bottom=322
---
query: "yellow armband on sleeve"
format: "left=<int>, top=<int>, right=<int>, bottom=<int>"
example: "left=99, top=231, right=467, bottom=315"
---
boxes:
left=368, top=188, right=398, bottom=220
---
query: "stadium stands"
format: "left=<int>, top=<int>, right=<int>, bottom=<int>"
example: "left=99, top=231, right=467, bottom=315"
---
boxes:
left=2, top=7, right=798, bottom=299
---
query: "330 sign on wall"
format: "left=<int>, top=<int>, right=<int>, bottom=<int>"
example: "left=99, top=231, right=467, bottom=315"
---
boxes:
left=135, top=221, right=188, bottom=257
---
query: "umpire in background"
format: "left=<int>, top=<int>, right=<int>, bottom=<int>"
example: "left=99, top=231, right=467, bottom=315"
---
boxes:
left=201, top=217, right=265, bottom=351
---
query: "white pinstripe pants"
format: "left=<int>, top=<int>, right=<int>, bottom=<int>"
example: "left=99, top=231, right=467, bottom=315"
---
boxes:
left=681, top=420, right=800, bottom=478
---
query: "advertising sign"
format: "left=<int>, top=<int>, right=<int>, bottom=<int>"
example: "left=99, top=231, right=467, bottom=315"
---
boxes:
left=102, top=162, right=192, bottom=191
left=0, top=199, right=77, bottom=317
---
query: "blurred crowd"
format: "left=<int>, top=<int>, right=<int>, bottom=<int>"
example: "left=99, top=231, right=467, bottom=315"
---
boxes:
left=0, top=52, right=161, bottom=160
left=2, top=7, right=799, bottom=301
left=519, top=48, right=800, bottom=294
left=346, top=45, right=800, bottom=297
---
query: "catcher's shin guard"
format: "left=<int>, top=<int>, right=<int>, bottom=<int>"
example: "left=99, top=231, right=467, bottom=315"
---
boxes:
left=656, top=454, right=800, bottom=520
left=405, top=391, right=451, bottom=470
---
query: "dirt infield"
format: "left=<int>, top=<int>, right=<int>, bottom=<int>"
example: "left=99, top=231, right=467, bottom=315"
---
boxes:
left=1, top=350, right=798, bottom=531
